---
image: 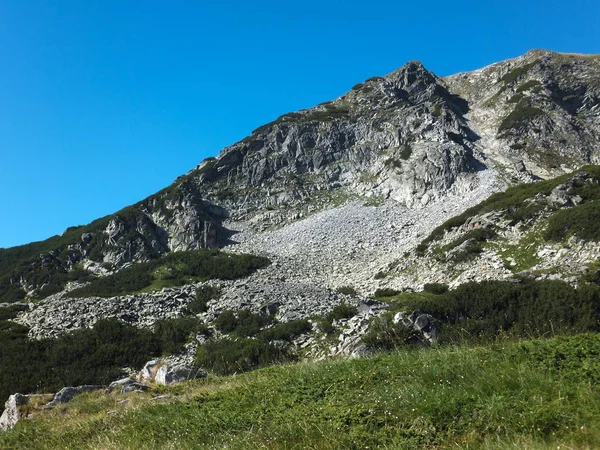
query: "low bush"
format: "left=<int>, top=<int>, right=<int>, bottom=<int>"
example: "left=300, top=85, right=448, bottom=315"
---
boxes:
left=374, top=288, right=401, bottom=298
left=545, top=200, right=600, bottom=242
left=498, top=104, right=545, bottom=133
left=195, top=338, right=294, bottom=375
left=0, top=303, right=28, bottom=320
left=214, top=310, right=274, bottom=338
left=361, top=314, right=418, bottom=350
left=0, top=314, right=216, bottom=403
left=318, top=303, right=358, bottom=334
left=417, top=166, right=600, bottom=252
left=187, top=285, right=221, bottom=314
left=423, top=283, right=448, bottom=295
left=257, top=319, right=312, bottom=342
left=153, top=318, right=209, bottom=355
left=337, top=286, right=356, bottom=296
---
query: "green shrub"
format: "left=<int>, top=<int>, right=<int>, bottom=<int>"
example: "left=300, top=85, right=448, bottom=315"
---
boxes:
left=442, top=228, right=496, bottom=255
left=418, top=166, right=600, bottom=251
left=498, top=105, right=545, bottom=133
left=545, top=201, right=600, bottom=242
left=195, top=338, right=294, bottom=375
left=0, top=304, right=28, bottom=321
left=69, top=251, right=269, bottom=298
left=399, top=144, right=412, bottom=160
left=337, top=286, right=357, bottom=296
left=188, top=285, right=221, bottom=314
left=516, top=79, right=542, bottom=93
left=500, top=62, right=537, bottom=84
left=0, top=314, right=216, bottom=403
left=362, top=314, right=419, bottom=350
left=214, top=310, right=274, bottom=338
left=318, top=303, right=358, bottom=335
left=154, top=318, right=207, bottom=355
left=258, top=319, right=312, bottom=342
left=415, top=279, right=599, bottom=344
left=423, top=283, right=448, bottom=295
left=374, top=288, right=401, bottom=298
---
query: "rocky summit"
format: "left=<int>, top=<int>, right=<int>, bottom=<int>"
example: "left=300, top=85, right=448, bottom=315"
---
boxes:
left=2, top=50, right=600, bottom=410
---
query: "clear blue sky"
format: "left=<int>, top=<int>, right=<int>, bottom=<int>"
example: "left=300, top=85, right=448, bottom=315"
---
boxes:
left=0, top=0, right=598, bottom=248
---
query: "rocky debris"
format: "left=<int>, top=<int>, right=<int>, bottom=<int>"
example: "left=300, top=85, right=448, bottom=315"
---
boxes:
left=16, top=285, right=196, bottom=339
left=548, top=172, right=592, bottom=207
left=138, top=360, right=205, bottom=385
left=393, top=311, right=437, bottom=343
left=326, top=302, right=388, bottom=358
left=46, top=385, right=105, bottom=407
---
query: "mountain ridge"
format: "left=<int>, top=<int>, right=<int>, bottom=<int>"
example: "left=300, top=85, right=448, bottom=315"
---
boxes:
left=1, top=49, right=600, bottom=325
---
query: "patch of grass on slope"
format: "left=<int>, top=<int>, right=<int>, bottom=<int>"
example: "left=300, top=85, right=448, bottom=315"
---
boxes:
left=2, top=334, right=600, bottom=449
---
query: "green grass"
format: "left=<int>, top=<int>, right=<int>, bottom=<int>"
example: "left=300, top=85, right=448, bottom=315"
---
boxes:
left=492, top=226, right=545, bottom=272
left=3, top=335, right=600, bottom=449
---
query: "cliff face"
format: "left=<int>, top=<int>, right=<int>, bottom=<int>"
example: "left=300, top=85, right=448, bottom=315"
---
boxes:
left=2, top=50, right=600, bottom=300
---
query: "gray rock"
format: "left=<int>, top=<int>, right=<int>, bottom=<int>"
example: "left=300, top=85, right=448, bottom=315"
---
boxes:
left=46, top=385, right=104, bottom=407
left=155, top=364, right=206, bottom=385
left=0, top=394, right=29, bottom=431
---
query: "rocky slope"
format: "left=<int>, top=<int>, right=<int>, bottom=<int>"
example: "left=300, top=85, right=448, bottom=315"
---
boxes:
left=2, top=49, right=600, bottom=344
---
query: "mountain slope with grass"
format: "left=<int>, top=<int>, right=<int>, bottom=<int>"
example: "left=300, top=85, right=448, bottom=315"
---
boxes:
left=2, top=335, right=600, bottom=449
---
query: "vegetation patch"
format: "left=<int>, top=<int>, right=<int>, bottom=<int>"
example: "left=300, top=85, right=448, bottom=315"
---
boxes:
left=516, top=79, right=542, bottom=93
left=417, top=166, right=600, bottom=253
left=195, top=338, right=294, bottom=376
left=318, top=302, right=358, bottom=334
left=213, top=309, right=274, bottom=338
left=439, top=227, right=497, bottom=262
left=187, top=285, right=221, bottom=314
left=500, top=62, right=537, bottom=84
left=545, top=200, right=600, bottom=242
left=374, top=288, right=402, bottom=298
left=498, top=104, right=545, bottom=133
left=369, top=279, right=600, bottom=347
left=257, top=319, right=312, bottom=342
left=0, top=317, right=207, bottom=403
left=336, top=285, right=357, bottom=296
left=68, top=250, right=269, bottom=298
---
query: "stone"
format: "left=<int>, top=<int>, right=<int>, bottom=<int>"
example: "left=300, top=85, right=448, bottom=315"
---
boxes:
left=0, top=394, right=29, bottom=431
left=46, top=385, right=104, bottom=407
left=139, top=360, right=206, bottom=385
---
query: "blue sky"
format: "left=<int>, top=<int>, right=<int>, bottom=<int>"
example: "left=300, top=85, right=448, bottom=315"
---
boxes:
left=0, top=0, right=598, bottom=248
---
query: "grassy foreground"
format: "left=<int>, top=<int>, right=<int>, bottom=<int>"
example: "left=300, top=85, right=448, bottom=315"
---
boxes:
left=2, top=334, right=600, bottom=449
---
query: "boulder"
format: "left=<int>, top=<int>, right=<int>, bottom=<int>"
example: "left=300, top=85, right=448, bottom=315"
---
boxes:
left=0, top=394, right=29, bottom=431
left=139, top=360, right=206, bottom=385
left=46, top=385, right=104, bottom=407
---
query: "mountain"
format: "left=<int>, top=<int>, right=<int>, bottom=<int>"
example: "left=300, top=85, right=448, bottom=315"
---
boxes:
left=3, top=50, right=600, bottom=303
left=1, top=49, right=600, bottom=405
